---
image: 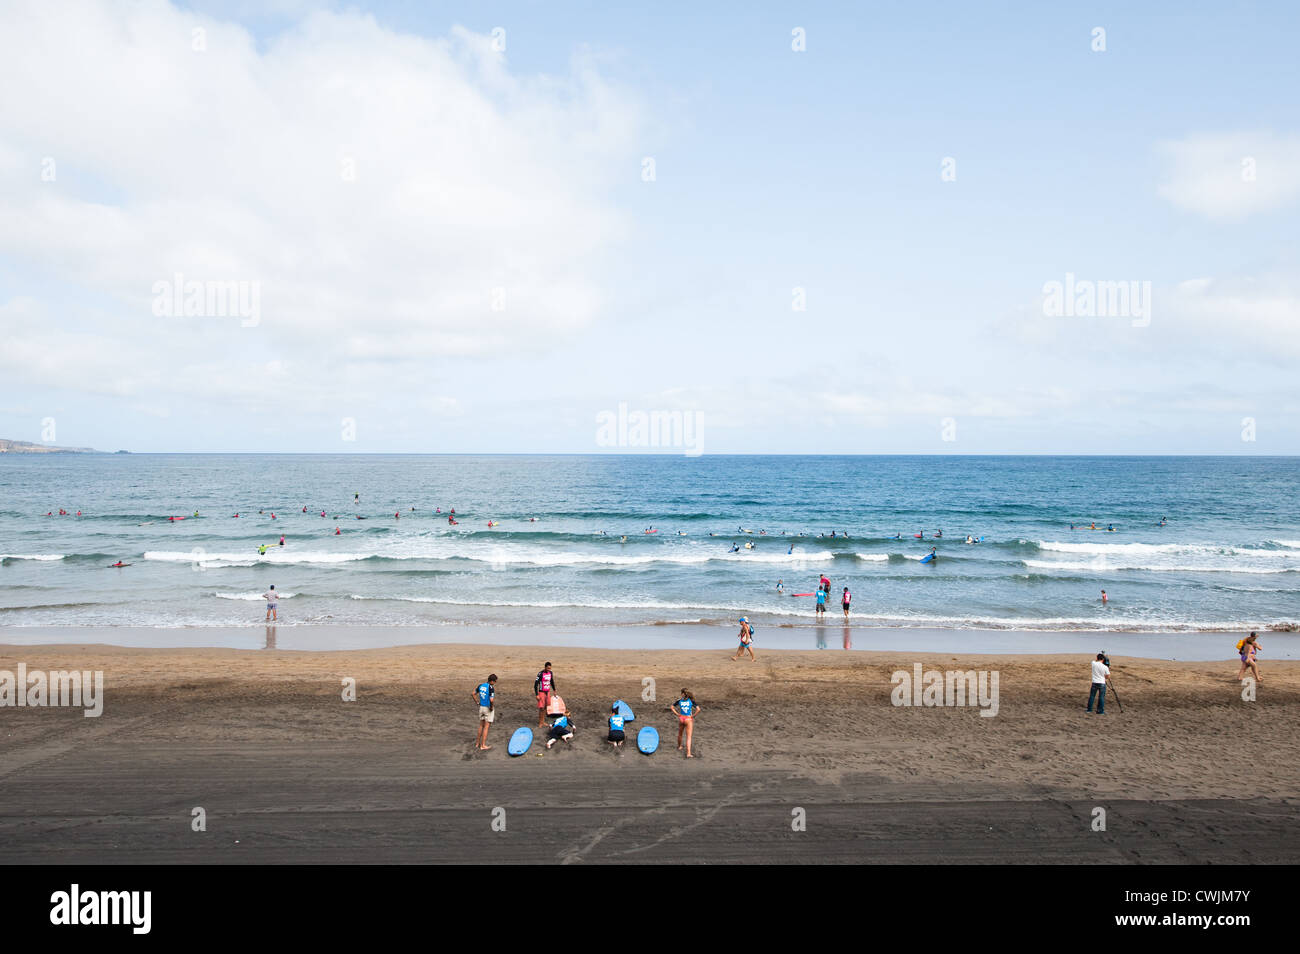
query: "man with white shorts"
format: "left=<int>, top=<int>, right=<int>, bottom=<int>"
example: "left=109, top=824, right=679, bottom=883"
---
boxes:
left=475, top=674, right=497, bottom=750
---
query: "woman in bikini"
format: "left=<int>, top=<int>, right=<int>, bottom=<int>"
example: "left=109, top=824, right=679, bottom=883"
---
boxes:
left=1237, top=632, right=1262, bottom=683
left=672, top=689, right=700, bottom=758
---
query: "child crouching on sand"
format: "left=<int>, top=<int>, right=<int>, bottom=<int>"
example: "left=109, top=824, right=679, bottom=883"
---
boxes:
left=546, top=708, right=574, bottom=749
left=607, top=704, right=626, bottom=747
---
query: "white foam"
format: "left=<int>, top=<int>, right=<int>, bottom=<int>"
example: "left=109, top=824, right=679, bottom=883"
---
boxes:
left=213, top=591, right=296, bottom=600
left=145, top=550, right=366, bottom=566
left=0, top=554, right=65, bottom=561
left=855, top=553, right=889, bottom=561
left=1024, top=558, right=1292, bottom=575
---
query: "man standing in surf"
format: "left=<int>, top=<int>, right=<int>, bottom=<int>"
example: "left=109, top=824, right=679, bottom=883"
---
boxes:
left=535, top=662, right=556, bottom=728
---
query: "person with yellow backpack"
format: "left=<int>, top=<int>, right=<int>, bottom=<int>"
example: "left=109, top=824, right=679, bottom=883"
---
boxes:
left=1236, top=633, right=1262, bottom=683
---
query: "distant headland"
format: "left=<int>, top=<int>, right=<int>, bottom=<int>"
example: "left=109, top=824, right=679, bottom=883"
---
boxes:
left=0, top=439, right=116, bottom=454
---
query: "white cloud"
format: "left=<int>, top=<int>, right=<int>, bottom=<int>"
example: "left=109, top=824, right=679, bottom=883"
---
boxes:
left=1157, top=132, right=1300, bottom=220
left=0, top=0, right=643, bottom=393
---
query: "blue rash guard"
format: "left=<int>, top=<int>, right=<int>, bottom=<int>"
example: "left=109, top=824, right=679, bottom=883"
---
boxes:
left=476, top=682, right=493, bottom=707
left=609, top=715, right=625, bottom=732
left=677, top=698, right=695, bottom=717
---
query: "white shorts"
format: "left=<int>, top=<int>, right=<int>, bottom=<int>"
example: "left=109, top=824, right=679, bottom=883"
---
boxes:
left=479, top=706, right=495, bottom=723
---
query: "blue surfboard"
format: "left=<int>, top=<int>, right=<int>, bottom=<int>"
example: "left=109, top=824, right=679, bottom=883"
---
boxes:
left=637, top=726, right=659, bottom=755
left=614, top=699, right=635, bottom=722
left=507, top=727, right=533, bottom=756
left=920, top=553, right=935, bottom=564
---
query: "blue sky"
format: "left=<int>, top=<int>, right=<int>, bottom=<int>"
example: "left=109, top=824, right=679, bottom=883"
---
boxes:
left=1, top=0, right=1297, bottom=453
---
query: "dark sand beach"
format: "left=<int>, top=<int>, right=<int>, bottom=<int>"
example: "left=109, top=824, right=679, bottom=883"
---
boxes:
left=2, top=636, right=1297, bottom=864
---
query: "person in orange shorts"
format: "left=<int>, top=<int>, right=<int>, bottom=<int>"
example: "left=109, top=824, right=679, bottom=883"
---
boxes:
left=672, top=689, right=700, bottom=758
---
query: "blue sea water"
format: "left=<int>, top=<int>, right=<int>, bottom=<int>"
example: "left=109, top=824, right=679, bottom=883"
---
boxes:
left=1, top=454, right=1298, bottom=635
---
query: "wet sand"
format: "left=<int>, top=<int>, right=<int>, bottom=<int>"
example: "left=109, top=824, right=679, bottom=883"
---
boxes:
left=1, top=641, right=1297, bottom=864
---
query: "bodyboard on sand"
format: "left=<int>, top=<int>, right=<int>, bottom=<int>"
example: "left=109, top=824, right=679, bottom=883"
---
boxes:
left=637, top=726, right=659, bottom=755
left=508, top=727, right=533, bottom=756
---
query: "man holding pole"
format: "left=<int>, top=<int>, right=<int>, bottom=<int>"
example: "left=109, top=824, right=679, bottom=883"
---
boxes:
left=1086, top=652, right=1110, bottom=715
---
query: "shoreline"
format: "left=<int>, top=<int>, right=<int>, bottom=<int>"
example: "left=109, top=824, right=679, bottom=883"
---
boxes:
left=2, top=622, right=1297, bottom=660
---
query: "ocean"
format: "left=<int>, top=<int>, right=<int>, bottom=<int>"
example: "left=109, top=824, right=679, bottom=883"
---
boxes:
left=2, top=454, right=1298, bottom=638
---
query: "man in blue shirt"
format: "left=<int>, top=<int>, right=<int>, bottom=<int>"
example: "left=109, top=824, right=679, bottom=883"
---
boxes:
left=474, top=674, right=497, bottom=750
left=815, top=587, right=827, bottom=616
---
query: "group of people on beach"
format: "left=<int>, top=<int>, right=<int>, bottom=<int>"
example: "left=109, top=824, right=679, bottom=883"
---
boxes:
left=475, top=662, right=701, bottom=757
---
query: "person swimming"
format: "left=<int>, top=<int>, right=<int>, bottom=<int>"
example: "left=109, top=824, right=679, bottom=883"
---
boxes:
left=729, top=544, right=740, bottom=553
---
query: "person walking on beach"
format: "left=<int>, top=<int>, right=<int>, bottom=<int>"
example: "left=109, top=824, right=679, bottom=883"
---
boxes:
left=607, top=704, right=626, bottom=748
left=731, top=617, right=755, bottom=661
left=1236, top=633, right=1262, bottom=683
left=672, top=689, right=699, bottom=758
left=1086, top=652, right=1110, bottom=714
left=841, top=586, right=851, bottom=620
left=535, top=662, right=556, bottom=728
left=475, top=674, right=497, bottom=750
left=263, top=585, right=278, bottom=622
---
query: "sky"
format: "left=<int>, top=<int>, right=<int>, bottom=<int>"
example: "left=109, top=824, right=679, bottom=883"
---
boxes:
left=1, top=0, right=1297, bottom=454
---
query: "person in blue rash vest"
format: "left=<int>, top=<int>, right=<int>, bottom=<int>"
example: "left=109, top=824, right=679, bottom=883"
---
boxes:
left=607, top=704, right=626, bottom=747
left=474, top=674, right=497, bottom=750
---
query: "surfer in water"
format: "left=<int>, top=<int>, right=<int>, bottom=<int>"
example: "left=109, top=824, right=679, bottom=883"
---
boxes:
left=929, top=547, right=938, bottom=561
